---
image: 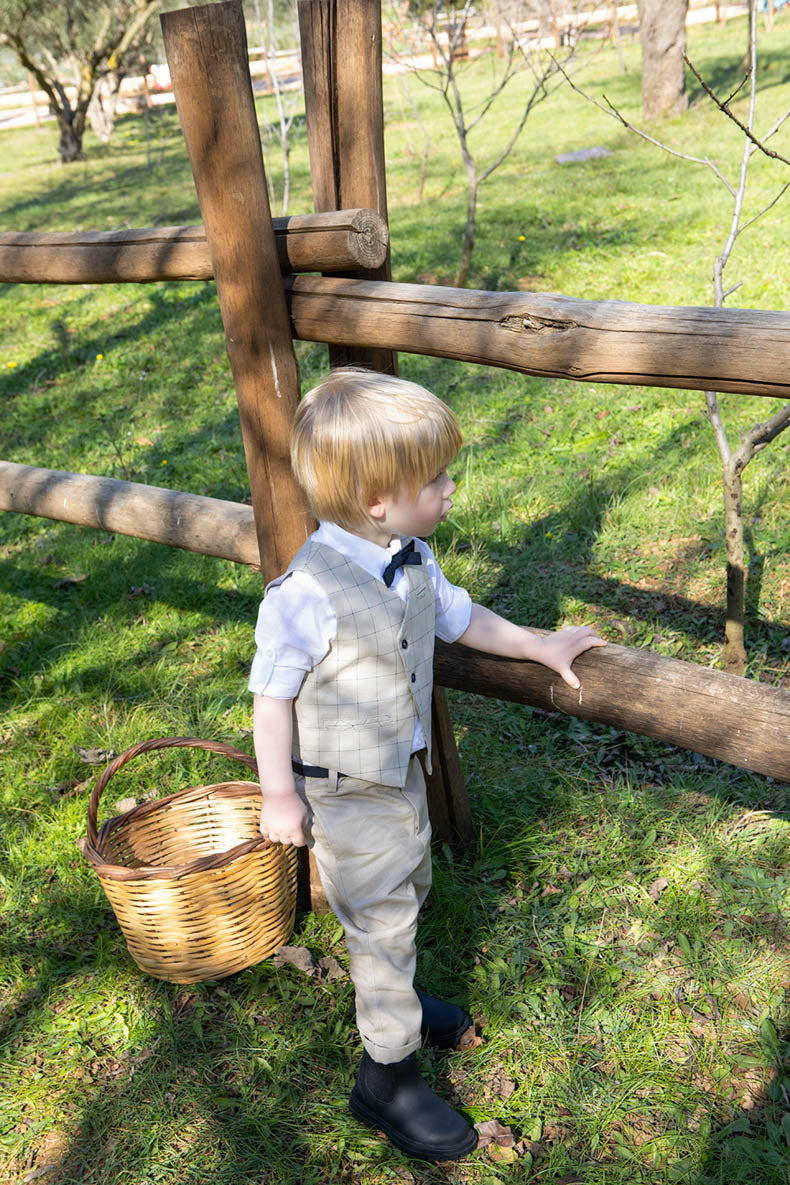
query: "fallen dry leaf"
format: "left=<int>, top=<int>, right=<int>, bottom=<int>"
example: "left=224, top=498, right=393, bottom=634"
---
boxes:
left=271, top=945, right=318, bottom=975
left=487, top=1143, right=518, bottom=1164
left=648, top=877, right=670, bottom=901
left=483, top=1064, right=516, bottom=1101
left=318, top=955, right=345, bottom=981
left=457, top=1025, right=483, bottom=1049
left=740, top=1068, right=770, bottom=1111
left=73, top=746, right=116, bottom=766
left=173, top=991, right=197, bottom=1014
left=474, top=1119, right=515, bottom=1149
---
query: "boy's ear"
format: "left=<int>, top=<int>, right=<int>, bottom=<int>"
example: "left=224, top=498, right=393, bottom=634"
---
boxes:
left=368, top=496, right=386, bottom=521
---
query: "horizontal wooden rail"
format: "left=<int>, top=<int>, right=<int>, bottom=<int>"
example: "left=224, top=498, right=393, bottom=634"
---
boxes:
left=1, top=460, right=787, bottom=783
left=0, top=461, right=260, bottom=567
left=4, top=235, right=789, bottom=400
left=285, top=275, right=790, bottom=399
left=435, top=637, right=790, bottom=784
left=0, top=209, right=388, bottom=283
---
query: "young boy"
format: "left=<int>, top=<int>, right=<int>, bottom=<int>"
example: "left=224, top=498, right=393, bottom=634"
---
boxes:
left=249, top=367, right=605, bottom=1162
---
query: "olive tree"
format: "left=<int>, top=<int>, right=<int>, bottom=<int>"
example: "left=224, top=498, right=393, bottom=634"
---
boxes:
left=0, top=0, right=163, bottom=161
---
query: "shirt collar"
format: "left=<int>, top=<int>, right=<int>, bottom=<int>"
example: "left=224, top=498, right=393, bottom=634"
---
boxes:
left=315, top=521, right=411, bottom=583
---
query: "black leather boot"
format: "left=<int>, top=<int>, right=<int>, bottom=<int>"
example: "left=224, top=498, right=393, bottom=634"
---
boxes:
left=417, top=988, right=472, bottom=1050
left=349, top=1051, right=478, bottom=1161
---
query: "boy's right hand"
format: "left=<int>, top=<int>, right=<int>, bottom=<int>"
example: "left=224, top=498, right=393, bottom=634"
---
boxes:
left=259, top=788, right=308, bottom=847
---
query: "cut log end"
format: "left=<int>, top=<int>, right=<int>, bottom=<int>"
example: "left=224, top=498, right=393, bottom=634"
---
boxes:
left=349, top=208, right=389, bottom=269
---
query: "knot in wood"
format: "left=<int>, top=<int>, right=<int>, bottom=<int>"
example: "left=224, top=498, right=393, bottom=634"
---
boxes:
left=499, top=313, right=575, bottom=335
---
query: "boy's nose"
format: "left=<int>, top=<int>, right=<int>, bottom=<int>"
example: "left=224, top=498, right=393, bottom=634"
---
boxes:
left=445, top=476, right=456, bottom=496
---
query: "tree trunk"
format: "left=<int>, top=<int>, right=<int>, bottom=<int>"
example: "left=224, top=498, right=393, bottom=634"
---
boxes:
left=88, top=73, right=123, bottom=144
left=722, top=460, right=748, bottom=675
left=57, top=115, right=85, bottom=162
left=454, top=169, right=477, bottom=287
left=636, top=0, right=689, bottom=119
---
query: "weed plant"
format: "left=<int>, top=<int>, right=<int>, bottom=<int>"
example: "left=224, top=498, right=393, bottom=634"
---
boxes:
left=1, top=12, right=789, bottom=1185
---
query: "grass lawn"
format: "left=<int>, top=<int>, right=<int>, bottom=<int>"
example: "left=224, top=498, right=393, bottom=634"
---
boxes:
left=1, top=9, right=790, bottom=1184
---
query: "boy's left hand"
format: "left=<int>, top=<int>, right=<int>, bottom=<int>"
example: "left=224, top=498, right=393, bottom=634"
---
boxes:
left=535, top=626, right=607, bottom=690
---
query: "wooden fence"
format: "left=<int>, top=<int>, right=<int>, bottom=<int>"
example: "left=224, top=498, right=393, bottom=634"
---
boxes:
left=1, top=0, right=788, bottom=837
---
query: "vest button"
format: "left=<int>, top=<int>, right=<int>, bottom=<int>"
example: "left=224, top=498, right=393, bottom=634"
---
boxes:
left=410, top=673, right=416, bottom=683
left=401, top=639, right=408, bottom=649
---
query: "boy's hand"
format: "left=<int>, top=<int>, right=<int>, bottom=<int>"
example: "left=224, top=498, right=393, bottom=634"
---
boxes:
left=535, top=626, right=606, bottom=690
left=260, top=788, right=308, bottom=847
left=459, top=605, right=606, bottom=687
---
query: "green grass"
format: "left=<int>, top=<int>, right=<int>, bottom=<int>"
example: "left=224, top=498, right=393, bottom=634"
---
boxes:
left=1, top=11, right=790, bottom=1184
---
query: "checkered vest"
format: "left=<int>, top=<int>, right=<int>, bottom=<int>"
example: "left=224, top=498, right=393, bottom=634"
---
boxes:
left=280, top=539, right=435, bottom=787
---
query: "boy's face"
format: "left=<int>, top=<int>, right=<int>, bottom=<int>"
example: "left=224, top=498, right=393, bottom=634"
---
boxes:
left=369, top=469, right=456, bottom=542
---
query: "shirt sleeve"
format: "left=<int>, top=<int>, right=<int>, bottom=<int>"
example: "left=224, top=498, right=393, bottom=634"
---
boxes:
left=248, top=570, right=336, bottom=699
left=414, top=539, right=472, bottom=643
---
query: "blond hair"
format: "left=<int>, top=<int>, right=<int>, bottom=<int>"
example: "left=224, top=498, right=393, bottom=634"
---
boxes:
left=291, top=367, right=462, bottom=530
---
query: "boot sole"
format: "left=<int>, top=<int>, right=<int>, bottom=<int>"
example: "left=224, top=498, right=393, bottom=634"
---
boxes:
left=349, top=1088, right=478, bottom=1162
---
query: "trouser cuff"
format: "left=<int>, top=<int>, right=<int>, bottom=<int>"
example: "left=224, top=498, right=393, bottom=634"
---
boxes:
left=361, top=1032, right=422, bottom=1065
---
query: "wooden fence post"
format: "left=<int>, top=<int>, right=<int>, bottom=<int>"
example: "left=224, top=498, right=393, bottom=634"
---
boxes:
left=161, top=0, right=313, bottom=586
left=297, top=0, right=473, bottom=846
left=297, top=0, right=396, bottom=375
left=161, top=0, right=326, bottom=911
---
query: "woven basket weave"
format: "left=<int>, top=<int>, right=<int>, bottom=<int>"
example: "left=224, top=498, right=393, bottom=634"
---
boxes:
left=78, top=736, right=298, bottom=984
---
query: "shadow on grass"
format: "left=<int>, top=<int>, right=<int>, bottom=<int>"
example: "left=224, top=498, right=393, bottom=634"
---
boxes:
left=0, top=108, right=197, bottom=233
left=1, top=306, right=788, bottom=1184
left=22, top=968, right=361, bottom=1183
left=447, top=685, right=790, bottom=1182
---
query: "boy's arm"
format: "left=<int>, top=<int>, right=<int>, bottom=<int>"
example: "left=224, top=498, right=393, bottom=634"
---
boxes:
left=457, top=603, right=606, bottom=690
left=253, top=692, right=308, bottom=847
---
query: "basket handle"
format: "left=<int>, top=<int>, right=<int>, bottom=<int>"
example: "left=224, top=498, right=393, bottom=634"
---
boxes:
left=85, top=736, right=259, bottom=850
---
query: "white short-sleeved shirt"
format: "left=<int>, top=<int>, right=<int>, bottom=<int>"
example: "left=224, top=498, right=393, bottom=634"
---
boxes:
left=248, top=522, right=472, bottom=751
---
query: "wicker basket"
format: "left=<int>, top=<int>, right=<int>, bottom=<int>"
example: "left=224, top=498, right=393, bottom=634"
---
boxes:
left=78, top=736, right=298, bottom=984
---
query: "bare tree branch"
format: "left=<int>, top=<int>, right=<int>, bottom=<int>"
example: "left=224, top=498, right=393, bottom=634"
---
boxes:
left=738, top=178, right=790, bottom=235
left=480, top=71, right=552, bottom=182
left=735, top=401, right=790, bottom=471
left=684, top=53, right=790, bottom=168
left=754, top=105, right=790, bottom=148
left=704, top=392, right=732, bottom=464
left=553, top=59, right=737, bottom=193
left=722, top=71, right=751, bottom=109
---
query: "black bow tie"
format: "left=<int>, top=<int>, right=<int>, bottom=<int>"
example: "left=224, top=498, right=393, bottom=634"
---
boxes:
left=382, top=539, right=422, bottom=588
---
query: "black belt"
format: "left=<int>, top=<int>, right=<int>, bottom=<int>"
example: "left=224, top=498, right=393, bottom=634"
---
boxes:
left=292, top=752, right=426, bottom=780
left=292, top=758, right=331, bottom=779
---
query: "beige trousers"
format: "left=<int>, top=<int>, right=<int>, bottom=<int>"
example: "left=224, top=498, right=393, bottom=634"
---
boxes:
left=296, top=754, right=432, bottom=1064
